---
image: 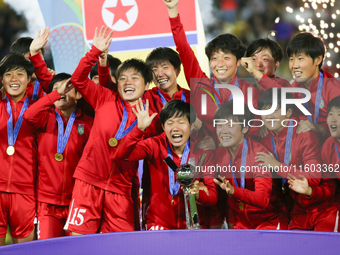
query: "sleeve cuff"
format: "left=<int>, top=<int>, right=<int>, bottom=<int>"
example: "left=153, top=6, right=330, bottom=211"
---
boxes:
left=47, top=89, right=62, bottom=103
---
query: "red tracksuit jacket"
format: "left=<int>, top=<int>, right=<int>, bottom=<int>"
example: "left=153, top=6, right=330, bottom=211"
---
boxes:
left=23, top=89, right=93, bottom=205
left=215, top=137, right=287, bottom=229
left=258, top=70, right=340, bottom=138
left=170, top=14, right=259, bottom=138
left=29, top=53, right=95, bottom=117
left=0, top=93, right=37, bottom=195
left=29, top=53, right=54, bottom=94
left=70, top=45, right=162, bottom=197
left=117, top=128, right=218, bottom=229
left=257, top=74, right=290, bottom=92
left=258, top=123, right=336, bottom=213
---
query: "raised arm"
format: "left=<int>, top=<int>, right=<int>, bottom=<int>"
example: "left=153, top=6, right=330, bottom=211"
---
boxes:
left=29, top=27, right=54, bottom=93
left=23, top=78, right=72, bottom=129
left=163, top=0, right=208, bottom=86
left=71, top=26, right=113, bottom=109
left=98, top=48, right=117, bottom=91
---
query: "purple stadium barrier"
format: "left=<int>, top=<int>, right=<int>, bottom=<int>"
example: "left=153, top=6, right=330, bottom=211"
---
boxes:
left=0, top=229, right=339, bottom=255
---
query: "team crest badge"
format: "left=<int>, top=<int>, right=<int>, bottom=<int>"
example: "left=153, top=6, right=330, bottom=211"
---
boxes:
left=320, top=98, right=324, bottom=109
left=77, top=123, right=85, bottom=135
left=188, top=157, right=196, bottom=167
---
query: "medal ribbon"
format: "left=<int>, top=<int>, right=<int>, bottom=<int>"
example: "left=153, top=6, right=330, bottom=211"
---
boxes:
left=55, top=109, right=77, bottom=154
left=6, top=97, right=29, bottom=147
left=32, top=79, right=40, bottom=100
left=271, top=120, right=293, bottom=185
left=335, top=143, right=340, bottom=161
left=213, top=78, right=239, bottom=107
left=157, top=89, right=186, bottom=106
left=166, top=139, right=190, bottom=196
left=115, top=99, right=139, bottom=140
left=303, top=72, right=324, bottom=123
left=229, top=138, right=248, bottom=189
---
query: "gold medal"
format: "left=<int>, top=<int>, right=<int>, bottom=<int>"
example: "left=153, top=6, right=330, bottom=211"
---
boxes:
left=171, top=198, right=174, bottom=206
left=239, top=202, right=245, bottom=211
left=282, top=184, right=285, bottom=194
left=6, top=146, right=15, bottom=156
left=54, top=153, right=63, bottom=161
left=108, top=138, right=118, bottom=147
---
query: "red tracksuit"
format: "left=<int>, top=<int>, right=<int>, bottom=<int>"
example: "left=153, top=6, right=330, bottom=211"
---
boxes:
left=215, top=137, right=289, bottom=229
left=170, top=14, right=259, bottom=139
left=65, top=45, right=162, bottom=234
left=117, top=128, right=218, bottom=230
left=29, top=53, right=54, bottom=93
left=29, top=53, right=95, bottom=117
left=258, top=70, right=340, bottom=139
left=0, top=93, right=37, bottom=238
left=256, top=74, right=290, bottom=92
left=23, top=89, right=93, bottom=239
left=258, top=124, right=338, bottom=231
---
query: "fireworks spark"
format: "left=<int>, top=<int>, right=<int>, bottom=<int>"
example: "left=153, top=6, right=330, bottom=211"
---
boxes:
left=286, top=0, right=340, bottom=77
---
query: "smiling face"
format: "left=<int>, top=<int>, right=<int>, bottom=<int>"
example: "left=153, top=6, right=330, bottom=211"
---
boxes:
left=117, top=68, right=149, bottom=105
left=210, top=50, right=240, bottom=83
left=216, top=118, right=248, bottom=150
left=289, top=52, right=321, bottom=84
left=327, top=106, right=340, bottom=141
left=52, top=79, right=81, bottom=111
left=261, top=105, right=292, bottom=134
left=162, top=115, right=190, bottom=155
left=251, top=48, right=279, bottom=78
left=150, top=61, right=179, bottom=93
left=2, top=68, right=30, bottom=102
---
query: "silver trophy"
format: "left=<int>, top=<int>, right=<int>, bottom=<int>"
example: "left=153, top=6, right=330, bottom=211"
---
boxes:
left=176, top=163, right=200, bottom=229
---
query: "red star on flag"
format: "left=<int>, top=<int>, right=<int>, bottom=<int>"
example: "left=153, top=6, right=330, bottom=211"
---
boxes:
left=106, top=0, right=134, bottom=26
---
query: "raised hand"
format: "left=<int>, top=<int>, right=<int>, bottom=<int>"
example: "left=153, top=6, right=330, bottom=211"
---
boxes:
left=57, top=78, right=74, bottom=97
left=132, top=98, right=157, bottom=131
left=92, top=26, right=113, bottom=53
left=30, top=27, right=50, bottom=56
left=197, top=135, right=217, bottom=151
left=47, top=68, right=57, bottom=76
left=189, top=180, right=200, bottom=200
left=214, top=175, right=235, bottom=195
left=258, top=125, right=268, bottom=138
left=191, top=116, right=202, bottom=134
left=163, top=0, right=179, bottom=17
left=255, top=151, right=280, bottom=168
left=287, top=174, right=312, bottom=196
left=241, top=57, right=263, bottom=80
left=163, top=0, right=179, bottom=9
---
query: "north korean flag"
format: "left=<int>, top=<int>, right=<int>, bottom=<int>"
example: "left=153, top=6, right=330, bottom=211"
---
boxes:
left=83, top=0, right=198, bottom=52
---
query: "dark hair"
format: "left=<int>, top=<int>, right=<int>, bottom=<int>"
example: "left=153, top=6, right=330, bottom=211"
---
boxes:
left=10, top=37, right=45, bottom=56
left=205, top=33, right=246, bottom=60
left=49, top=73, right=71, bottom=93
left=90, top=63, right=98, bottom=79
left=286, top=32, right=325, bottom=69
left=116, top=58, right=153, bottom=84
left=146, top=47, right=181, bottom=70
left=107, top=55, right=122, bottom=80
left=246, top=38, right=283, bottom=62
left=160, top=99, right=196, bottom=126
left=327, top=96, right=340, bottom=114
left=214, top=100, right=254, bottom=131
left=258, top=88, right=295, bottom=113
left=0, top=54, right=34, bottom=78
